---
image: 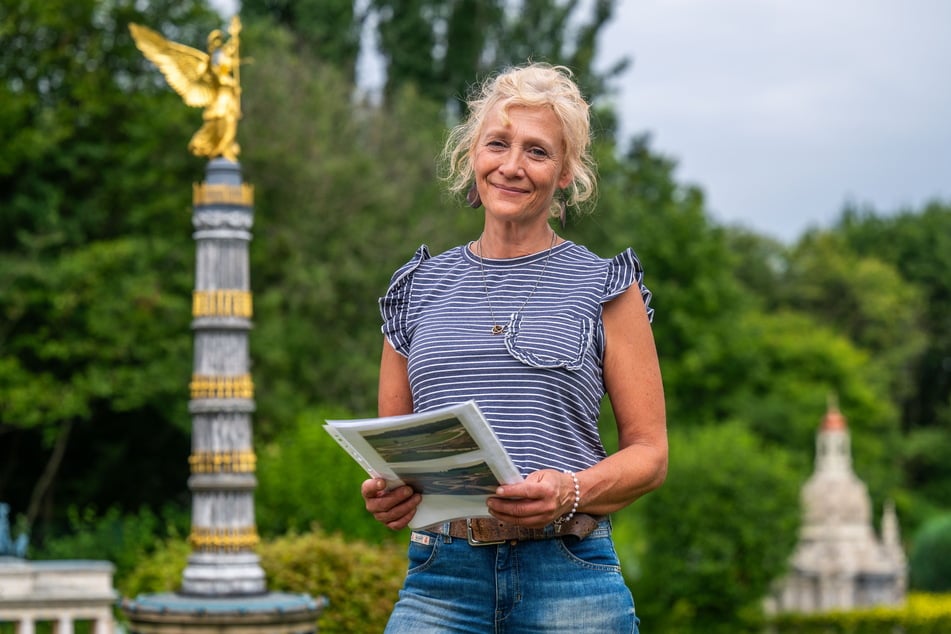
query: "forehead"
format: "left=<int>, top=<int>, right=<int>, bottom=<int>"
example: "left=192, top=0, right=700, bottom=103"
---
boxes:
left=481, top=102, right=564, bottom=143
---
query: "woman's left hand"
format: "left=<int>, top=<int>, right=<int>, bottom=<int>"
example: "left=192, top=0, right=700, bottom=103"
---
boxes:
left=486, top=469, right=576, bottom=529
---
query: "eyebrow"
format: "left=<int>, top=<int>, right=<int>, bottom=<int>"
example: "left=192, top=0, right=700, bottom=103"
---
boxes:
left=480, top=125, right=558, bottom=153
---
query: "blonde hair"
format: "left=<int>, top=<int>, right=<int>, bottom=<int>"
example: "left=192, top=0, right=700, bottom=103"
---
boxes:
left=442, top=63, right=597, bottom=215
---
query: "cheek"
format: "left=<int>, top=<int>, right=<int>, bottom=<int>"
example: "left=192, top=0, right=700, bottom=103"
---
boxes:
left=473, top=151, right=496, bottom=175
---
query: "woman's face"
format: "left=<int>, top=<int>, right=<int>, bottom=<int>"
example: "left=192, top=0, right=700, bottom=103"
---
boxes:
left=473, top=103, right=572, bottom=225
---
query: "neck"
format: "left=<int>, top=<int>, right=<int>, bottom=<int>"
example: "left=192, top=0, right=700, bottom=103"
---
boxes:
left=477, top=227, right=559, bottom=259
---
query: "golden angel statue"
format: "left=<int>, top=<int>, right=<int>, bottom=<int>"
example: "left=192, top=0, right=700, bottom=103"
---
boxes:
left=129, top=17, right=243, bottom=161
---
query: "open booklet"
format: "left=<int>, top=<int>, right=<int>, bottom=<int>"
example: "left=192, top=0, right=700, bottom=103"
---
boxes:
left=324, top=400, right=524, bottom=529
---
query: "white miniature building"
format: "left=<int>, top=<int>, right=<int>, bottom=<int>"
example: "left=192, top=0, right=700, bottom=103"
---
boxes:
left=0, top=558, right=117, bottom=633
left=769, top=402, right=907, bottom=613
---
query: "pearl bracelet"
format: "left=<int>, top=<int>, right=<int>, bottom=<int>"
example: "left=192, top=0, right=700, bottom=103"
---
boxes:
left=553, top=470, right=580, bottom=531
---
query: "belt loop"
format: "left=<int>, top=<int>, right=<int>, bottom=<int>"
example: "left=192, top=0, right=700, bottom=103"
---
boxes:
left=437, top=521, right=453, bottom=542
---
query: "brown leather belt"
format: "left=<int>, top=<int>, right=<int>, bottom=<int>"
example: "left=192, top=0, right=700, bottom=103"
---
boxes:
left=442, top=513, right=602, bottom=546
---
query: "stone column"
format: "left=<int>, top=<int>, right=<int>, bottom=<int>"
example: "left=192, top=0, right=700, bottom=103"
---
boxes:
left=181, top=158, right=265, bottom=595
left=121, top=159, right=323, bottom=633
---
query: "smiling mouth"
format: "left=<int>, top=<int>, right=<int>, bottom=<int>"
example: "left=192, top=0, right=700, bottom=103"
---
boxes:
left=491, top=182, right=529, bottom=194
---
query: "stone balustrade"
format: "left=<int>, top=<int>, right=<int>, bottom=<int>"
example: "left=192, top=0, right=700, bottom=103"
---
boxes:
left=0, top=558, right=116, bottom=634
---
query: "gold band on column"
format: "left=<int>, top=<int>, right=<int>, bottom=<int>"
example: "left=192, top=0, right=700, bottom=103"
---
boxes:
left=193, top=289, right=253, bottom=318
left=189, top=374, right=254, bottom=399
left=189, top=525, right=260, bottom=551
left=189, top=449, right=257, bottom=474
left=193, top=182, right=254, bottom=206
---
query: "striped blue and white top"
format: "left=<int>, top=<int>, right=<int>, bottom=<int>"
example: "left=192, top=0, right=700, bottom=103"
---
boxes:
left=380, top=240, right=653, bottom=475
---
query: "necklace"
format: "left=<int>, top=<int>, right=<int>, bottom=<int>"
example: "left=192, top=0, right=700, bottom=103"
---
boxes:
left=477, top=231, right=557, bottom=335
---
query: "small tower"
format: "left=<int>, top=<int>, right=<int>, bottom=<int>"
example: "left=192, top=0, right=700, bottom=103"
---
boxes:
left=769, top=399, right=907, bottom=613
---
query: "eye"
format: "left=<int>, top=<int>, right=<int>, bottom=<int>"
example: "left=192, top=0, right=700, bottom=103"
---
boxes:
left=528, top=146, right=550, bottom=159
left=486, top=139, right=507, bottom=150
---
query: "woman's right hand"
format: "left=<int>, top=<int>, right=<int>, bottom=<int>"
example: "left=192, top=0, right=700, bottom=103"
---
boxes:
left=361, top=477, right=421, bottom=530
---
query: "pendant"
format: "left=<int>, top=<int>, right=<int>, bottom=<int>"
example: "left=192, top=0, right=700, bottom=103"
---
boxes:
left=491, top=325, right=505, bottom=335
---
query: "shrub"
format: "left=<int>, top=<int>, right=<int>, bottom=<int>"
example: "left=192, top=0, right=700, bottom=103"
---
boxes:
left=118, top=535, right=191, bottom=598
left=909, top=512, right=951, bottom=592
left=637, top=422, right=801, bottom=631
left=260, top=529, right=406, bottom=633
left=118, top=526, right=407, bottom=634
left=255, top=406, right=404, bottom=544
left=770, top=592, right=951, bottom=633
left=32, top=504, right=188, bottom=583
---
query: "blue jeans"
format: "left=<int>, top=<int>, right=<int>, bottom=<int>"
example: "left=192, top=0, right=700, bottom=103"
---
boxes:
left=384, top=519, right=639, bottom=633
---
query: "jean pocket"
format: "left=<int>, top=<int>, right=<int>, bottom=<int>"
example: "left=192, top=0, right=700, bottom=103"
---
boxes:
left=504, top=313, right=592, bottom=370
left=556, top=533, right=622, bottom=572
left=405, top=530, right=440, bottom=574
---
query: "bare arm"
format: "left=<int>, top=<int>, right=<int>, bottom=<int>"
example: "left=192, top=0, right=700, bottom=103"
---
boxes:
left=578, top=282, right=668, bottom=513
left=489, top=284, right=668, bottom=526
left=378, top=338, right=413, bottom=417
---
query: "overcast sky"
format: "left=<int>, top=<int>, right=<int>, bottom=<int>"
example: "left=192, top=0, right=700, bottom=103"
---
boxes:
left=597, top=0, right=951, bottom=241
left=212, top=0, right=951, bottom=242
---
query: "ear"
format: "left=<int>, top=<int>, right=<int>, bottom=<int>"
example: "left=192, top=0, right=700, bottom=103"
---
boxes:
left=557, top=167, right=573, bottom=190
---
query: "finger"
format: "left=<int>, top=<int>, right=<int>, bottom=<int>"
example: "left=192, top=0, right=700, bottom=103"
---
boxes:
left=385, top=505, right=419, bottom=530
left=365, top=485, right=416, bottom=512
left=375, top=492, right=421, bottom=525
left=360, top=477, right=388, bottom=499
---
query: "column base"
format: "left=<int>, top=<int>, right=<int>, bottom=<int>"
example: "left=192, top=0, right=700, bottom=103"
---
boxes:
left=180, top=552, right=266, bottom=596
left=121, top=592, right=327, bottom=634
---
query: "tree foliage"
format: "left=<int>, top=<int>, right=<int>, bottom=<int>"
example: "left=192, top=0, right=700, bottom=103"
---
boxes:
left=909, top=513, right=951, bottom=592
left=255, top=406, right=404, bottom=543
left=238, top=20, right=477, bottom=434
left=368, top=0, right=627, bottom=112
left=837, top=202, right=951, bottom=429
left=240, top=0, right=362, bottom=80
left=637, top=422, right=801, bottom=631
left=785, top=231, right=927, bottom=404
left=0, top=0, right=220, bottom=532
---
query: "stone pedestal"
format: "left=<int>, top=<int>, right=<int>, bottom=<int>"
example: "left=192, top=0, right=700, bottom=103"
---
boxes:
left=122, top=593, right=326, bottom=634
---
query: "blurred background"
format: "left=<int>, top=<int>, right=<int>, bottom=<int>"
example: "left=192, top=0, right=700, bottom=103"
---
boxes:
left=1, top=1, right=949, bottom=632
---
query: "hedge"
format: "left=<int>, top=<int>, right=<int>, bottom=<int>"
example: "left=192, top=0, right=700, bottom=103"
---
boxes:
left=769, top=593, right=951, bottom=634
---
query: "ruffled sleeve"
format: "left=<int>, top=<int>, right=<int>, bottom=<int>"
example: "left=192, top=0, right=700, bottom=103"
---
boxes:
left=379, top=245, right=431, bottom=356
left=602, top=248, right=654, bottom=323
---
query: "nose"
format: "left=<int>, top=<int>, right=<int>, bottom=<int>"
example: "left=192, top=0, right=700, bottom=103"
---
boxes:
left=498, top=147, right=524, bottom=176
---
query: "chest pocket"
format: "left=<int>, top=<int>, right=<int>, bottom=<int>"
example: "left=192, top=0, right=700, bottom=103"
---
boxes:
left=504, top=313, right=593, bottom=371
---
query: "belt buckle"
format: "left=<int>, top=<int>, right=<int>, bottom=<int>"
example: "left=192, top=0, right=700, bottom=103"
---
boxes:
left=466, top=519, right=505, bottom=546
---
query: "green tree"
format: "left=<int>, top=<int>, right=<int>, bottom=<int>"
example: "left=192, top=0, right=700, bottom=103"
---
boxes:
left=837, top=201, right=951, bottom=429
left=0, top=0, right=219, bottom=533
left=0, top=0, right=219, bottom=251
left=255, top=406, right=401, bottom=543
left=785, top=231, right=927, bottom=404
left=240, top=0, right=362, bottom=80
left=568, top=135, right=755, bottom=428
left=237, top=21, right=475, bottom=434
left=369, top=0, right=627, bottom=111
left=723, top=226, right=789, bottom=309
left=720, top=310, right=900, bottom=499
left=637, top=422, right=800, bottom=632
left=835, top=202, right=951, bottom=529
left=908, top=512, right=951, bottom=592
left=0, top=239, right=192, bottom=529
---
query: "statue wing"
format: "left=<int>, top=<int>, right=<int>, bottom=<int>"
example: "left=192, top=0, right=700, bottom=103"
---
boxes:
left=129, top=23, right=216, bottom=108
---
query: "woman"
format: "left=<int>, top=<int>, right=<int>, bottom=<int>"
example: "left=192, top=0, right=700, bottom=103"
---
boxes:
left=362, top=62, right=667, bottom=633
